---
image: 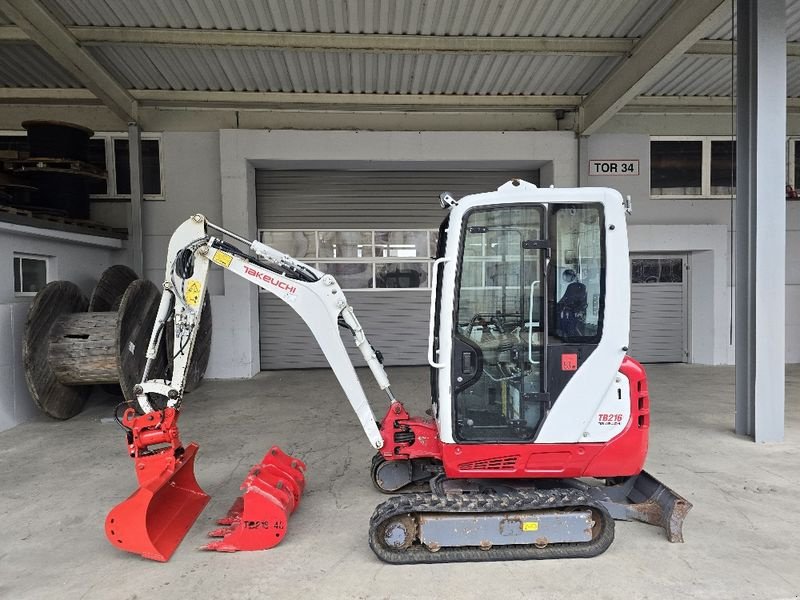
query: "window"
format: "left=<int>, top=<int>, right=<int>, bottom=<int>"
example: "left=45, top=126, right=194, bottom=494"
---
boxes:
left=650, top=136, right=736, bottom=198
left=453, top=204, right=546, bottom=443
left=13, top=254, right=48, bottom=295
left=651, top=140, right=702, bottom=195
left=631, top=258, right=683, bottom=284
left=710, top=140, right=736, bottom=196
left=113, top=138, right=162, bottom=196
left=86, top=138, right=108, bottom=195
left=0, top=135, right=29, bottom=156
left=553, top=205, right=604, bottom=342
left=788, top=139, right=800, bottom=197
left=260, top=229, right=437, bottom=290
left=0, top=130, right=163, bottom=199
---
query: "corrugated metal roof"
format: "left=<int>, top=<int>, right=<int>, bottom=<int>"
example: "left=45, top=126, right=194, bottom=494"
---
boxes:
left=643, top=55, right=800, bottom=98
left=0, top=43, right=82, bottom=88
left=89, top=45, right=620, bottom=95
left=41, top=0, right=672, bottom=38
left=704, top=0, right=800, bottom=42
left=643, top=56, right=734, bottom=97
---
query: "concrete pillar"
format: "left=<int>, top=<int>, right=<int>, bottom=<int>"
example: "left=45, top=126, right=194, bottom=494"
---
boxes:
left=735, top=0, right=786, bottom=442
left=127, top=122, right=144, bottom=277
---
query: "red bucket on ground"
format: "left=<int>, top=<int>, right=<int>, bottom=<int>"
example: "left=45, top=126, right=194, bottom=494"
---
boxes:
left=204, top=446, right=306, bottom=552
left=105, top=408, right=210, bottom=562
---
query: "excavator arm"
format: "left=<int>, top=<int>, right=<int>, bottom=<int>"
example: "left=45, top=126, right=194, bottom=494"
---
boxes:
left=136, top=213, right=395, bottom=449
left=106, top=214, right=398, bottom=561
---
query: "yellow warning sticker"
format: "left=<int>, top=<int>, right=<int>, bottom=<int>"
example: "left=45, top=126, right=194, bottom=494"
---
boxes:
left=522, top=522, right=539, bottom=532
left=185, top=279, right=201, bottom=307
left=211, top=251, right=233, bottom=268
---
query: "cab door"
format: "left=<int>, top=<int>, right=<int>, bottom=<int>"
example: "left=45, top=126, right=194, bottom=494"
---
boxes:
left=451, top=204, right=548, bottom=443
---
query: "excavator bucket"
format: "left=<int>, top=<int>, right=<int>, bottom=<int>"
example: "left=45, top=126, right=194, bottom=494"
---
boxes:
left=204, top=446, right=306, bottom=552
left=106, top=409, right=210, bottom=562
left=105, top=442, right=210, bottom=562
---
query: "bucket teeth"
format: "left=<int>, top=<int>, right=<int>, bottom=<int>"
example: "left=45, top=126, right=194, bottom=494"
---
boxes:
left=216, top=497, right=245, bottom=525
left=207, top=526, right=233, bottom=538
left=203, top=446, right=306, bottom=553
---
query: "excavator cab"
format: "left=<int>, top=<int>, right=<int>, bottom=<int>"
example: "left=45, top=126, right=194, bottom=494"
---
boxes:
left=424, top=181, right=649, bottom=480
left=448, top=201, right=605, bottom=443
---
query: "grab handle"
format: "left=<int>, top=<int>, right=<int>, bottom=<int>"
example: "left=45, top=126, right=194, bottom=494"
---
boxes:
left=428, top=257, right=452, bottom=369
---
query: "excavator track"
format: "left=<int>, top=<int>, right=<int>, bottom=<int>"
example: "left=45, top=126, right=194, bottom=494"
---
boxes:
left=369, top=488, right=614, bottom=564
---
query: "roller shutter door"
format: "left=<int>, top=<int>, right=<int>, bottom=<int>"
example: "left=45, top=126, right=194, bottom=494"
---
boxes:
left=629, top=255, right=688, bottom=363
left=256, top=170, right=537, bottom=370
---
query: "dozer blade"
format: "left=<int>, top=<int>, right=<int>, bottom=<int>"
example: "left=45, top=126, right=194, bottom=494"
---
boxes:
left=587, top=470, right=693, bottom=543
left=204, top=446, right=306, bottom=553
left=106, top=442, right=210, bottom=562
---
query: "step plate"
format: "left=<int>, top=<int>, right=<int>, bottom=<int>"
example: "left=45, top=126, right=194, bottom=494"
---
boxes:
left=418, top=510, right=593, bottom=549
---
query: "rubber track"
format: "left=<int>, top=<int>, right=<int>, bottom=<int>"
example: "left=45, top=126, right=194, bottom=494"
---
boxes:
left=369, top=489, right=615, bottom=564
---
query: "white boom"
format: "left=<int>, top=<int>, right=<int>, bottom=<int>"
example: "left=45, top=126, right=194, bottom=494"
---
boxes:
left=135, top=214, right=393, bottom=449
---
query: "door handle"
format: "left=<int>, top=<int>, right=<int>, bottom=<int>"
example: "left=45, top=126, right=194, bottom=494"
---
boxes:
left=461, top=350, right=475, bottom=375
left=428, top=257, right=451, bottom=369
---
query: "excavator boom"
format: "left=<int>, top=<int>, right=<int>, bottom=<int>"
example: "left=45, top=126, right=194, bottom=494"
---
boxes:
left=107, top=213, right=399, bottom=560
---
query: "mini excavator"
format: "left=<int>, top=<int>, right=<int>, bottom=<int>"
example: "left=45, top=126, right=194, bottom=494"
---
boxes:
left=105, top=180, right=691, bottom=563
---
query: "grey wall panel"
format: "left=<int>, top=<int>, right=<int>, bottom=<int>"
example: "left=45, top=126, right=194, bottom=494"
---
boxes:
left=256, top=170, right=538, bottom=229
left=259, top=291, right=431, bottom=369
left=629, top=283, right=686, bottom=363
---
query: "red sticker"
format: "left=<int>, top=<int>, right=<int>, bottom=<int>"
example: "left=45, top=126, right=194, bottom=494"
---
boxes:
left=561, top=354, right=578, bottom=371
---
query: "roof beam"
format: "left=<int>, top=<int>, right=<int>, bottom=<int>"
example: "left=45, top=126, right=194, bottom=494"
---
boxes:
left=578, top=0, right=731, bottom=135
left=0, top=87, right=580, bottom=110
left=2, top=88, right=799, bottom=114
left=132, top=90, right=582, bottom=111
left=3, top=24, right=799, bottom=56
left=0, top=87, right=98, bottom=102
left=8, top=26, right=635, bottom=55
left=0, top=1, right=137, bottom=122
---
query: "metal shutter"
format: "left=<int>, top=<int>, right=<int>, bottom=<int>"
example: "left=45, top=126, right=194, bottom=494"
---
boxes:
left=629, top=256, right=687, bottom=363
left=256, top=169, right=537, bottom=370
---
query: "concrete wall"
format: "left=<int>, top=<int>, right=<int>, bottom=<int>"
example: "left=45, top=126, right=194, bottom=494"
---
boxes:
left=584, top=121, right=800, bottom=364
left=0, top=223, right=121, bottom=431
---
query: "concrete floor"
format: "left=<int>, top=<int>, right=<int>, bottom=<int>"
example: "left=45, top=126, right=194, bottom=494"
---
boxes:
left=0, top=364, right=798, bottom=600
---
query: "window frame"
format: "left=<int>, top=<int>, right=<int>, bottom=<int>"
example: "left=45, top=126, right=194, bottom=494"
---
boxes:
left=550, top=202, right=606, bottom=344
left=0, top=130, right=164, bottom=201
left=13, top=253, right=49, bottom=297
left=90, top=132, right=164, bottom=200
left=787, top=137, right=800, bottom=191
left=650, top=135, right=737, bottom=199
left=258, top=228, right=438, bottom=291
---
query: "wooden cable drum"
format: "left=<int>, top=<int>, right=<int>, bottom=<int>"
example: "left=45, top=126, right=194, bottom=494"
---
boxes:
left=22, top=265, right=212, bottom=419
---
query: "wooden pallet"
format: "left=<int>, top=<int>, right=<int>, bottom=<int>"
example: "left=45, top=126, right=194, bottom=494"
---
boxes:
left=3, top=156, right=107, bottom=179
left=0, top=204, right=33, bottom=217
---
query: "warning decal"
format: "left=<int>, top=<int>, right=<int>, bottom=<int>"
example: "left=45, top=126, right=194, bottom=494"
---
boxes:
left=522, top=522, right=539, bottom=532
left=561, top=353, right=578, bottom=371
left=212, top=251, right=233, bottom=268
left=185, top=279, right=201, bottom=307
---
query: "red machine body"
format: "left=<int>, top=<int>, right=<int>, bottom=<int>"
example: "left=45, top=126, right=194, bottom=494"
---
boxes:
left=379, top=356, right=649, bottom=480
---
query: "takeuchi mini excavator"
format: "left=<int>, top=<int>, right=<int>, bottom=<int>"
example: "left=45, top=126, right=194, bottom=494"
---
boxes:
left=105, top=180, right=691, bottom=563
